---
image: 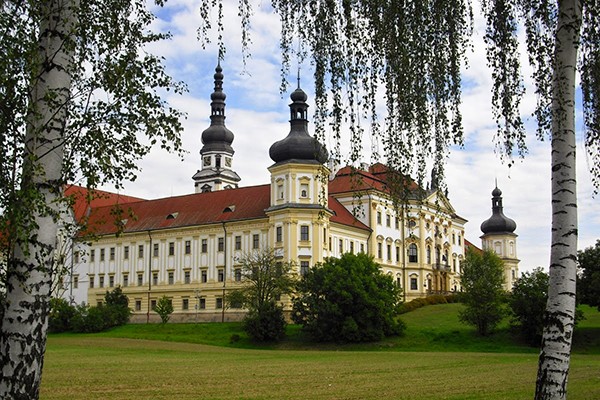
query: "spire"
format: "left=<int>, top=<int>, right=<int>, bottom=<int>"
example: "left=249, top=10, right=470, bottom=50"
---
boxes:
left=481, top=185, right=517, bottom=234
left=200, top=63, right=234, bottom=155
left=269, top=81, right=328, bottom=165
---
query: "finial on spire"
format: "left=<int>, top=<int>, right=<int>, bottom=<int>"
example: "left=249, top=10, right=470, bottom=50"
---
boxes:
left=297, top=68, right=301, bottom=89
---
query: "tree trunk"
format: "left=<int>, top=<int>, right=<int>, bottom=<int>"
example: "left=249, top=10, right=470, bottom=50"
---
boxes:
left=535, top=1, right=582, bottom=399
left=0, top=1, right=76, bottom=398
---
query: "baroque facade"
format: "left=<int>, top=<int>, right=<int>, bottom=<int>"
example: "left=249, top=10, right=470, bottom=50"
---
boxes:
left=68, top=65, right=469, bottom=322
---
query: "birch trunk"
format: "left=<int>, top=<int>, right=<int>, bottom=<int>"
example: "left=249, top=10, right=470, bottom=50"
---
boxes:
left=535, top=1, right=582, bottom=399
left=0, top=1, right=77, bottom=398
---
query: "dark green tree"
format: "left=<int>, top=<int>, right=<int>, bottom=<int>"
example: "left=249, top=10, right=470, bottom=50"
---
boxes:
left=509, top=268, right=549, bottom=346
left=292, top=253, right=404, bottom=343
left=104, top=286, right=131, bottom=326
left=0, top=1, right=183, bottom=396
left=458, top=249, right=506, bottom=336
left=227, top=248, right=296, bottom=341
left=154, top=296, right=174, bottom=324
left=578, top=240, right=600, bottom=309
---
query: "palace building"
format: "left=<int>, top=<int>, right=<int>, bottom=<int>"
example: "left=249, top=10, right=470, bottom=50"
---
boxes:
left=64, top=64, right=484, bottom=322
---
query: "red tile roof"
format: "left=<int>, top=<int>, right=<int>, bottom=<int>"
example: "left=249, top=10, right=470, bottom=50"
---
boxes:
left=64, top=185, right=144, bottom=223
left=82, top=183, right=371, bottom=237
left=464, top=239, right=482, bottom=254
left=329, top=163, right=420, bottom=196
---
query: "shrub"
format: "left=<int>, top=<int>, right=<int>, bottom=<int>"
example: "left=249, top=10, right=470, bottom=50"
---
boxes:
left=243, top=301, right=287, bottom=342
left=398, top=294, right=456, bottom=314
left=48, top=298, right=77, bottom=333
left=292, top=253, right=405, bottom=342
left=509, top=268, right=548, bottom=346
left=154, top=295, right=174, bottom=324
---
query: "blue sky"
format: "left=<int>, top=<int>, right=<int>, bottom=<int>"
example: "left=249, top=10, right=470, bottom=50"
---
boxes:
left=100, top=0, right=600, bottom=274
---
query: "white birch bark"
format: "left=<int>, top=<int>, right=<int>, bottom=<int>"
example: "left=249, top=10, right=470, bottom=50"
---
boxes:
left=0, top=1, right=77, bottom=398
left=535, top=1, right=582, bottom=399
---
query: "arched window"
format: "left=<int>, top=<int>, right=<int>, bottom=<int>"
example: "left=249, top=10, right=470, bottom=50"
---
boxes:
left=408, top=243, right=418, bottom=263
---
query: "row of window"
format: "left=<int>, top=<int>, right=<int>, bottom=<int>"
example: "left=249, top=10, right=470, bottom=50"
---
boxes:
left=82, top=234, right=265, bottom=264
left=89, top=268, right=244, bottom=289
left=375, top=213, right=463, bottom=244
left=375, top=243, right=459, bottom=270
left=132, top=296, right=228, bottom=312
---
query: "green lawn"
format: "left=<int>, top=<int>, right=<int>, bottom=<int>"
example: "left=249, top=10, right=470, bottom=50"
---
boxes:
left=40, top=304, right=600, bottom=399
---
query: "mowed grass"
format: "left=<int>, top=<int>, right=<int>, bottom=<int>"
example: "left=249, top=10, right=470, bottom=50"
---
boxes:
left=41, top=304, right=600, bottom=400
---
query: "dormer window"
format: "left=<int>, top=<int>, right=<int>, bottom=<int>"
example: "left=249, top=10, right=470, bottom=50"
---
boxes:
left=300, top=183, right=309, bottom=198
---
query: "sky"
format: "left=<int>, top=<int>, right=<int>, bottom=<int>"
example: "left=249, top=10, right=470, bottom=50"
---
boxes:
left=99, top=0, right=600, bottom=275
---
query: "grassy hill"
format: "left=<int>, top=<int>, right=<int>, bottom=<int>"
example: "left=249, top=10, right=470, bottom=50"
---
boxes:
left=66, top=302, right=600, bottom=354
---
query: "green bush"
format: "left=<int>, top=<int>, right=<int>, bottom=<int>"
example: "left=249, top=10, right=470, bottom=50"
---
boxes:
left=398, top=294, right=456, bottom=314
left=48, top=298, right=77, bottom=333
left=154, top=295, right=174, bottom=324
left=243, top=301, right=287, bottom=342
left=292, top=253, right=405, bottom=342
left=509, top=268, right=548, bottom=346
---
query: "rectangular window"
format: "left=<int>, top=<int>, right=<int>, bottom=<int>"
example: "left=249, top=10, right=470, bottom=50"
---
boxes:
left=276, top=227, right=282, bottom=243
left=300, top=261, right=310, bottom=276
left=396, top=246, right=400, bottom=263
left=99, top=275, right=105, bottom=288
left=377, top=211, right=382, bottom=225
left=123, top=274, right=128, bottom=287
left=350, top=241, right=354, bottom=254
left=109, top=247, right=115, bottom=261
left=168, top=242, right=175, bottom=256
left=235, top=235, right=242, bottom=250
left=89, top=276, right=94, bottom=288
left=151, top=300, right=157, bottom=310
left=138, top=244, right=144, bottom=258
left=90, top=249, right=95, bottom=262
left=201, top=239, right=208, bottom=253
left=452, top=233, right=456, bottom=245
left=234, top=268, right=242, bottom=282
left=300, top=225, right=309, bottom=241
left=100, top=248, right=105, bottom=262
left=360, top=243, right=365, bottom=253
left=123, top=246, right=129, bottom=260
left=200, top=298, right=206, bottom=309
left=201, top=270, right=208, bottom=283
left=328, top=237, right=332, bottom=251
left=386, top=214, right=391, bottom=227
left=185, top=240, right=191, bottom=255
left=73, top=276, right=79, bottom=289
left=168, top=271, right=174, bottom=285
left=74, top=251, right=80, bottom=264
left=395, top=217, right=399, bottom=229
left=182, top=298, right=189, bottom=310
left=218, top=237, right=224, bottom=252
left=153, top=243, right=159, bottom=257
left=377, top=243, right=382, bottom=259
left=184, top=270, right=191, bottom=284
left=410, top=277, right=418, bottom=291
left=137, top=273, right=143, bottom=286
left=387, top=244, right=392, bottom=261
left=152, top=272, right=158, bottom=286
left=339, top=239, right=343, bottom=254
left=135, top=300, right=142, bottom=311
left=218, top=269, right=224, bottom=282
left=216, top=298, right=223, bottom=309
left=252, top=234, right=260, bottom=249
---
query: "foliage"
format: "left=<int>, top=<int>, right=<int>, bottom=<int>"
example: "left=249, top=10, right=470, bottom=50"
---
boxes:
left=292, top=253, right=404, bottom=343
left=458, top=249, right=506, bottom=336
left=48, top=298, right=77, bottom=333
left=578, top=240, right=600, bottom=309
left=398, top=294, right=459, bottom=314
left=154, top=296, right=174, bottom=324
left=509, top=268, right=549, bottom=346
left=104, top=286, right=131, bottom=326
left=228, top=248, right=296, bottom=341
left=243, top=302, right=287, bottom=342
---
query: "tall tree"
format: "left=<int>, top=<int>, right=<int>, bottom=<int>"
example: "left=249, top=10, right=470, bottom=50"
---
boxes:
left=577, top=239, right=600, bottom=309
left=199, top=0, right=599, bottom=397
left=0, top=0, right=184, bottom=397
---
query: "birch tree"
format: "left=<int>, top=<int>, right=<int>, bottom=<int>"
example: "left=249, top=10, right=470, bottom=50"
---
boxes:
left=200, top=0, right=599, bottom=398
left=0, top=0, right=184, bottom=398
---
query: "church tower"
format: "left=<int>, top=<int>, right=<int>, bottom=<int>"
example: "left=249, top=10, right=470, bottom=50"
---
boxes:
left=192, top=62, right=241, bottom=193
left=266, top=83, right=330, bottom=271
left=480, top=185, right=520, bottom=290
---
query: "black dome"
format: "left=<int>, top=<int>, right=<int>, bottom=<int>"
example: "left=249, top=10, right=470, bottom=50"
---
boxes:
left=269, top=86, right=328, bottom=164
left=200, top=62, right=234, bottom=155
left=481, top=186, right=517, bottom=234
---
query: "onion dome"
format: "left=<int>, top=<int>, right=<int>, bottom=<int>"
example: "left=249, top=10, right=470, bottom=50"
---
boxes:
left=269, top=85, right=328, bottom=164
left=200, top=62, right=234, bottom=155
left=481, top=186, right=517, bottom=234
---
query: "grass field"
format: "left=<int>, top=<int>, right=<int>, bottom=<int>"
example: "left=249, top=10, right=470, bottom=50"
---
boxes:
left=40, top=304, right=600, bottom=399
